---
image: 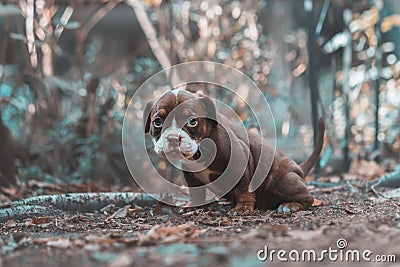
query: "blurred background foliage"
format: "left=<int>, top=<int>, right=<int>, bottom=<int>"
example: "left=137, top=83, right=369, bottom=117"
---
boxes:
left=0, top=0, right=399, bottom=188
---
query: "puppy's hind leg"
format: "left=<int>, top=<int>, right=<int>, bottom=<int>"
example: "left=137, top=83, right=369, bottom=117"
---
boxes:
left=275, top=172, right=313, bottom=214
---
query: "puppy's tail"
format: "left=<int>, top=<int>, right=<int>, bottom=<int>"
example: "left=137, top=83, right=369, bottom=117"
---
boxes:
left=299, top=117, right=325, bottom=176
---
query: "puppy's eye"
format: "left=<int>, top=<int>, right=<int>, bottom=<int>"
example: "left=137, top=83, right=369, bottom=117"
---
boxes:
left=153, top=117, right=163, bottom=128
left=187, top=117, right=198, bottom=127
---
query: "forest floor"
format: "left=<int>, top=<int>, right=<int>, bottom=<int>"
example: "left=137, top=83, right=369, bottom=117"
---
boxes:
left=0, top=175, right=399, bottom=267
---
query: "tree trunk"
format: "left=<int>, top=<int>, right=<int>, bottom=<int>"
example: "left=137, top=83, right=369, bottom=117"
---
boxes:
left=0, top=112, right=16, bottom=187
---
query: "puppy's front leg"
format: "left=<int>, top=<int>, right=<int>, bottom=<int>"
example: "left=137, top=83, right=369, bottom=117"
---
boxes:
left=183, top=172, right=205, bottom=207
left=233, top=168, right=256, bottom=212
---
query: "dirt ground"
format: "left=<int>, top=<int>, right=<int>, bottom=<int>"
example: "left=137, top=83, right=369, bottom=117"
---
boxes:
left=0, top=178, right=399, bottom=267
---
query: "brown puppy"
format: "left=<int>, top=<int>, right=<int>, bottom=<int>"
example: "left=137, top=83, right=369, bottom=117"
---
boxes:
left=144, top=89, right=324, bottom=213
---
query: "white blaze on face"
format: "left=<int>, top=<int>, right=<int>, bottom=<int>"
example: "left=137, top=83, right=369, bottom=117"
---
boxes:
left=153, top=117, right=199, bottom=158
left=152, top=137, right=163, bottom=154
left=171, top=88, right=181, bottom=97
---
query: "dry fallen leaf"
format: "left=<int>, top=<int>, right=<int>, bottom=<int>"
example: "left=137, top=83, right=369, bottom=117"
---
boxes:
left=288, top=227, right=325, bottom=241
left=84, top=234, right=116, bottom=245
left=108, top=252, right=135, bottom=267
left=73, top=239, right=86, bottom=247
left=5, top=220, right=17, bottom=227
left=0, top=193, right=11, bottom=204
left=318, top=176, right=341, bottom=183
left=33, top=237, right=53, bottom=245
left=32, top=216, right=48, bottom=224
left=107, top=205, right=130, bottom=220
left=47, top=238, right=72, bottom=249
left=304, top=176, right=314, bottom=182
left=268, top=225, right=287, bottom=233
left=83, top=243, right=101, bottom=252
left=218, top=217, right=232, bottom=226
left=128, top=205, right=142, bottom=214
left=1, top=186, right=19, bottom=197
left=27, top=180, right=65, bottom=192
left=100, top=204, right=116, bottom=214
left=343, top=173, right=358, bottom=181
left=139, top=223, right=207, bottom=245
left=239, top=229, right=260, bottom=240
left=312, top=198, right=324, bottom=207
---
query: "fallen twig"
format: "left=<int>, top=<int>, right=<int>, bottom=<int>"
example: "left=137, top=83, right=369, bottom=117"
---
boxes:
left=345, top=181, right=360, bottom=193
left=374, top=170, right=400, bottom=188
left=309, top=185, right=346, bottom=193
left=329, top=205, right=358, bottom=214
left=370, top=185, right=384, bottom=198
left=383, top=188, right=400, bottom=199
left=368, top=170, right=400, bottom=197
left=307, top=181, right=346, bottom=188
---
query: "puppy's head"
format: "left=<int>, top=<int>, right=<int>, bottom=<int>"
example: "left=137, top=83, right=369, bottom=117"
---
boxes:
left=144, top=89, right=217, bottom=159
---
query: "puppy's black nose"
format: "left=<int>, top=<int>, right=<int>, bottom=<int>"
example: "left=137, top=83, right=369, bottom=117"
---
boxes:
left=167, top=134, right=180, bottom=144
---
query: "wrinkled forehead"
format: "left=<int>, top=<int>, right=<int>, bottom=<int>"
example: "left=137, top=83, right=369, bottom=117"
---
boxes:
left=152, top=90, right=206, bottom=117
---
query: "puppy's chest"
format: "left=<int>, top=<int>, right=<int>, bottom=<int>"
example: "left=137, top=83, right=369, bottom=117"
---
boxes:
left=192, top=168, right=221, bottom=184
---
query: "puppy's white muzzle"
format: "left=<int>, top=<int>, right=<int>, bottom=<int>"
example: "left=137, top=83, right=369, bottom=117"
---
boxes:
left=153, top=127, right=199, bottom=158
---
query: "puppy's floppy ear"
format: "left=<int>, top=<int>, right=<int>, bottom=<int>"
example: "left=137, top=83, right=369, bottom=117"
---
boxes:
left=199, top=96, right=218, bottom=126
left=143, top=100, right=154, bottom=133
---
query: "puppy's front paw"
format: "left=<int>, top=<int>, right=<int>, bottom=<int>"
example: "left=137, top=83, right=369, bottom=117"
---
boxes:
left=233, top=192, right=256, bottom=212
left=276, top=202, right=303, bottom=214
left=233, top=203, right=254, bottom=212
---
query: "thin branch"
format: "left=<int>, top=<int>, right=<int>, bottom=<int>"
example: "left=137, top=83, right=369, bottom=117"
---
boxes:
left=78, top=0, right=123, bottom=42
left=126, top=0, right=171, bottom=70
left=126, top=0, right=181, bottom=86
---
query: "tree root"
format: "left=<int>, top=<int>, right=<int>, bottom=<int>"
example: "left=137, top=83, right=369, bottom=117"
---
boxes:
left=0, top=192, right=181, bottom=223
left=0, top=205, right=62, bottom=222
